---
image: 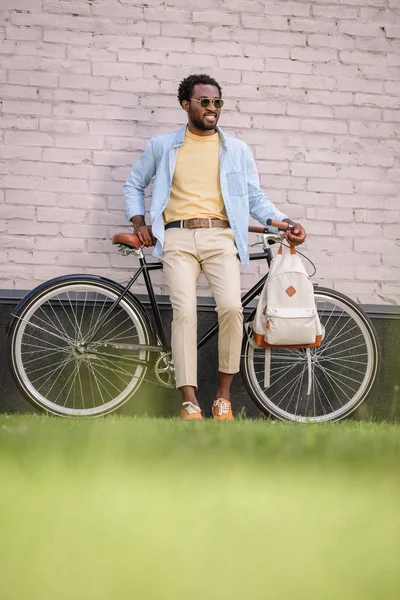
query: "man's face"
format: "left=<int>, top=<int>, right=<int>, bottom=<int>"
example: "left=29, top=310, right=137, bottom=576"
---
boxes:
left=183, top=84, right=222, bottom=132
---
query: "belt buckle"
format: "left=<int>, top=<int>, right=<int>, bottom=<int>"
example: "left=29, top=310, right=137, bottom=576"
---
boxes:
left=188, top=218, right=200, bottom=229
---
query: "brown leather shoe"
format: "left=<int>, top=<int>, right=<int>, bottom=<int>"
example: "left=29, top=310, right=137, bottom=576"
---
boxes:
left=212, top=398, right=234, bottom=421
left=181, top=402, right=202, bottom=420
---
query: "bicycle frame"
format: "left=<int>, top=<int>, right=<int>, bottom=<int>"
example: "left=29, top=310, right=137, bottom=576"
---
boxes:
left=87, top=240, right=276, bottom=357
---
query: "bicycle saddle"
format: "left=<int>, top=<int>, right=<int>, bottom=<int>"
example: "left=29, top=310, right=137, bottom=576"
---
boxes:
left=112, top=232, right=142, bottom=248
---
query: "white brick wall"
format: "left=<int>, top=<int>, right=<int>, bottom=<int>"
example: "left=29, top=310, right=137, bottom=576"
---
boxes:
left=0, top=0, right=399, bottom=304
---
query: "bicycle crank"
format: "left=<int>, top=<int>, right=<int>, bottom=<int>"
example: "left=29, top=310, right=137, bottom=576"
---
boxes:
left=154, top=352, right=176, bottom=389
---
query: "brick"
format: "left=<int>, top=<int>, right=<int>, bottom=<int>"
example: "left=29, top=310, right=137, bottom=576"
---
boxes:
left=39, top=118, right=88, bottom=135
left=6, top=189, right=53, bottom=206
left=355, top=209, right=399, bottom=224
left=239, top=100, right=284, bottom=115
left=59, top=74, right=109, bottom=90
left=384, top=25, right=400, bottom=39
left=383, top=225, right=400, bottom=239
left=291, top=163, right=337, bottom=178
left=8, top=220, right=60, bottom=236
left=291, top=47, right=337, bottom=63
left=60, top=224, right=108, bottom=238
left=334, top=106, right=382, bottom=121
left=92, top=2, right=143, bottom=19
left=253, top=115, right=300, bottom=131
left=355, top=93, right=399, bottom=109
left=301, top=119, right=348, bottom=135
left=312, top=5, right=358, bottom=19
left=263, top=1, right=311, bottom=16
left=38, top=237, right=84, bottom=253
left=2, top=101, right=51, bottom=116
left=289, top=74, right=335, bottom=91
left=145, top=36, right=192, bottom=52
left=42, top=0, right=92, bottom=15
left=111, top=77, right=159, bottom=93
left=193, top=11, right=239, bottom=26
left=87, top=211, right=125, bottom=226
left=307, top=150, right=352, bottom=165
left=289, top=191, right=335, bottom=206
left=53, top=103, right=104, bottom=119
left=218, top=56, right=264, bottom=71
left=241, top=14, right=289, bottom=30
left=0, top=235, right=34, bottom=250
left=308, top=179, right=353, bottom=194
left=146, top=6, right=192, bottom=22
left=355, top=239, right=398, bottom=254
left=308, top=34, right=355, bottom=51
left=118, top=49, right=166, bottom=64
left=290, top=18, right=337, bottom=34
left=57, top=194, right=106, bottom=210
left=93, top=32, right=152, bottom=50
left=242, top=44, right=289, bottom=59
left=336, top=223, right=382, bottom=238
left=349, top=121, right=398, bottom=138
left=67, top=46, right=117, bottom=62
left=339, top=166, right=384, bottom=181
left=167, top=53, right=216, bottom=68
left=42, top=148, right=91, bottom=164
left=356, top=266, right=398, bottom=282
left=53, top=89, right=89, bottom=102
left=37, top=207, right=86, bottom=223
left=314, top=63, right=360, bottom=78
left=0, top=116, right=38, bottom=130
left=43, top=30, right=93, bottom=45
left=338, top=21, right=383, bottom=37
left=308, top=90, right=353, bottom=105
left=211, top=26, right=257, bottom=43
left=241, top=71, right=290, bottom=87
left=307, top=207, right=353, bottom=222
left=355, top=181, right=398, bottom=196
left=4, top=131, right=53, bottom=147
left=266, top=58, right=313, bottom=74
left=336, top=78, right=383, bottom=94
left=93, top=62, right=143, bottom=78
left=257, top=160, right=289, bottom=175
left=0, top=205, right=35, bottom=220
left=6, top=26, right=41, bottom=41
left=258, top=31, right=306, bottom=46
left=340, top=51, right=388, bottom=67
left=161, top=22, right=210, bottom=39
left=337, top=195, right=385, bottom=209
left=0, top=146, right=41, bottom=161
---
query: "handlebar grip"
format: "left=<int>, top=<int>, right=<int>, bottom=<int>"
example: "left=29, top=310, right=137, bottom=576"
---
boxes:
left=248, top=225, right=268, bottom=234
left=266, top=219, right=293, bottom=231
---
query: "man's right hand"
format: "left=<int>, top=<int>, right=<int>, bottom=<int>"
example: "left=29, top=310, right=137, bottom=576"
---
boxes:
left=131, top=216, right=156, bottom=247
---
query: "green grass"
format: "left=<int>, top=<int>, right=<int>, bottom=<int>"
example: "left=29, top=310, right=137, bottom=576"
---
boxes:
left=0, top=416, right=399, bottom=600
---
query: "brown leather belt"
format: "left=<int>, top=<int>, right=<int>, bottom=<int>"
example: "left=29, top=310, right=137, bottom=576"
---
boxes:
left=165, top=218, right=230, bottom=230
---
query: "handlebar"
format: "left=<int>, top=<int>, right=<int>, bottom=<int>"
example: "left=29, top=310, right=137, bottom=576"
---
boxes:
left=248, top=220, right=293, bottom=234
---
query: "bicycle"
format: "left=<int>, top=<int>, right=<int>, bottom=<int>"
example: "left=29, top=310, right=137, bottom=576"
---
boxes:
left=7, top=220, right=380, bottom=422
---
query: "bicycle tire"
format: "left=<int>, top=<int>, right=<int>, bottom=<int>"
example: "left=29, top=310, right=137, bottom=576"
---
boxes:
left=241, top=287, right=380, bottom=422
left=8, top=276, right=155, bottom=417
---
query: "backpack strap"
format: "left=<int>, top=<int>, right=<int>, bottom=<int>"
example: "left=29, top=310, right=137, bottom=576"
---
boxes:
left=277, top=242, right=296, bottom=255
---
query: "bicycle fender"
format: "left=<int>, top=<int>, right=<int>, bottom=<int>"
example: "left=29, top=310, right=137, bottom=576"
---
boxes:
left=6, top=274, right=154, bottom=338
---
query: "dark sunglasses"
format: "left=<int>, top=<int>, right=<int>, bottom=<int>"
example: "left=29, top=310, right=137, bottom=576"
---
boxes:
left=190, top=97, right=224, bottom=109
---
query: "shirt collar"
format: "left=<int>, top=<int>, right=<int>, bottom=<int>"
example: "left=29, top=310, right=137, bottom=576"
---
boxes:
left=172, top=125, right=227, bottom=150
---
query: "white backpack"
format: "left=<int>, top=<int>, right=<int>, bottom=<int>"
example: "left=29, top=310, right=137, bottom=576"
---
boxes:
left=250, top=244, right=324, bottom=390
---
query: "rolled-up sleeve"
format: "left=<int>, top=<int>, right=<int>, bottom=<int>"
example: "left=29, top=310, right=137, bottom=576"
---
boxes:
left=246, top=146, right=288, bottom=224
left=123, top=138, right=157, bottom=221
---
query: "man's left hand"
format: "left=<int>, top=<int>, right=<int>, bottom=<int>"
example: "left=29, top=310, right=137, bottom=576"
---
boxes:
left=283, top=220, right=306, bottom=246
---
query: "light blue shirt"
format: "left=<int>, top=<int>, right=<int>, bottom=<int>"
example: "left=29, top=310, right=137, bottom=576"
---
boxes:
left=123, top=126, right=288, bottom=267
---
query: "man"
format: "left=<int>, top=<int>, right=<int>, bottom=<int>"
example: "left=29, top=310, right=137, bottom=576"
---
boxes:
left=124, top=73, right=306, bottom=421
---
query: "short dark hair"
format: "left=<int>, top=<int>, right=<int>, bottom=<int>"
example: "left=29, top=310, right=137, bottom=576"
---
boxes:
left=177, top=74, right=222, bottom=106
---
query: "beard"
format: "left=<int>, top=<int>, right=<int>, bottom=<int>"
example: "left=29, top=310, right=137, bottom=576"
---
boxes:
left=188, top=107, right=219, bottom=131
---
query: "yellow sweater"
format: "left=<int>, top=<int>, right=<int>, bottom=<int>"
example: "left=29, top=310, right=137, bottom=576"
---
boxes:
left=163, top=129, right=228, bottom=224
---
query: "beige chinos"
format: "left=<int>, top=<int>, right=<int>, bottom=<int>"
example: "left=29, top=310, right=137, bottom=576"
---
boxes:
left=161, top=226, right=243, bottom=389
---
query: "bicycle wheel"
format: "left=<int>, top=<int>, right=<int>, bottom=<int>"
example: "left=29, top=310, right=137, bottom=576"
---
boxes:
left=241, top=287, right=380, bottom=422
left=8, top=276, right=154, bottom=417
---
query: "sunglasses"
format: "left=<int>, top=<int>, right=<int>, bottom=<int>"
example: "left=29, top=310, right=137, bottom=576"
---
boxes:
left=190, top=97, right=224, bottom=109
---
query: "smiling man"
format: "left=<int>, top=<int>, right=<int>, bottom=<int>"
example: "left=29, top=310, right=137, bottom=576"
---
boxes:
left=123, top=73, right=306, bottom=420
